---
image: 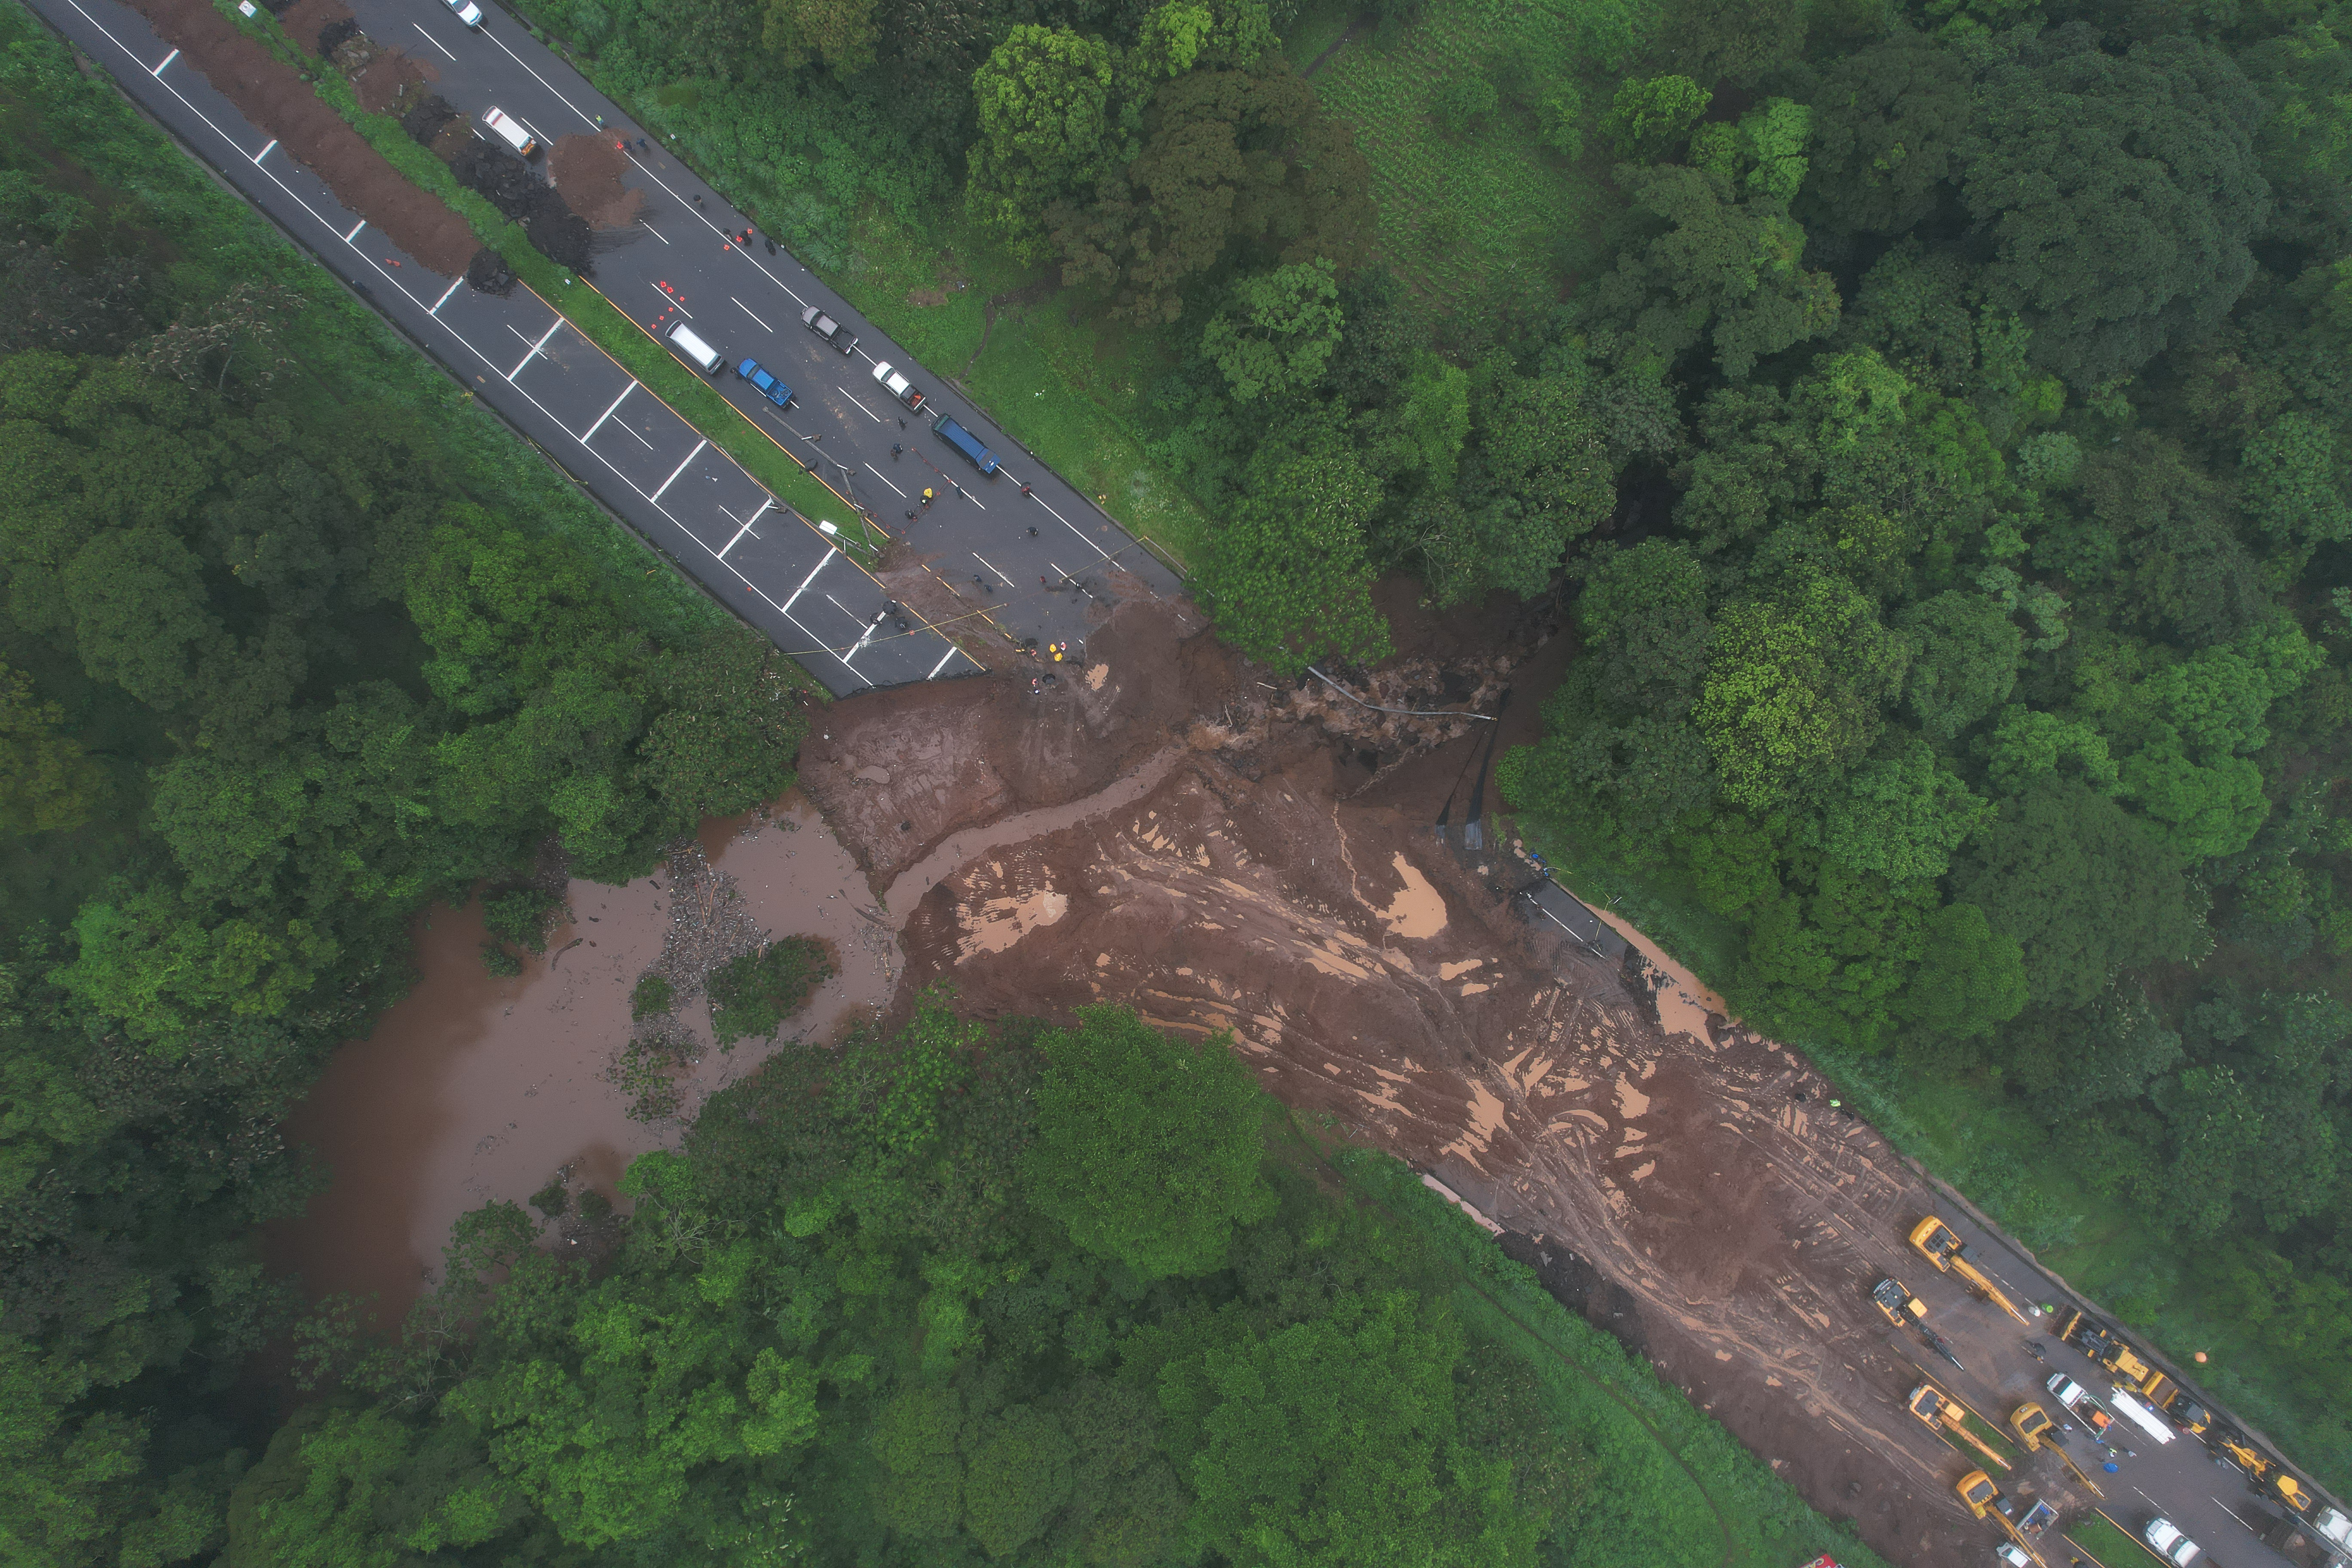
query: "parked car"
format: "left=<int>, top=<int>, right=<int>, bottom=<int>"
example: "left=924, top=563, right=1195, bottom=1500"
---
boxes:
left=481, top=107, right=536, bottom=157
left=802, top=305, right=857, bottom=355
left=2144, top=1519, right=2202, bottom=1568
left=870, top=361, right=925, bottom=412
left=444, top=0, right=483, bottom=26
left=736, top=358, right=793, bottom=409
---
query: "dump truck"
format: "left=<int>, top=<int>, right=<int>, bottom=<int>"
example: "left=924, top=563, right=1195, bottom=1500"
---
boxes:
left=2010, top=1402, right=2104, bottom=1496
left=1873, top=1278, right=1965, bottom=1370
left=2259, top=1508, right=2350, bottom=1568
left=1909, top=1381, right=2010, bottom=1469
left=1910, top=1217, right=2032, bottom=1325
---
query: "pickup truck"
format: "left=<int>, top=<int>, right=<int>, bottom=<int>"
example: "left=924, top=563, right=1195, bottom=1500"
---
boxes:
left=802, top=305, right=858, bottom=355
left=2045, top=1373, right=2117, bottom=1439
left=870, top=361, right=925, bottom=413
left=735, top=359, right=793, bottom=409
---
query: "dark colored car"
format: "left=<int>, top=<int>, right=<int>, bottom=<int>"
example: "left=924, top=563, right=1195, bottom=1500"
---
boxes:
left=736, top=358, right=793, bottom=408
left=801, top=305, right=857, bottom=355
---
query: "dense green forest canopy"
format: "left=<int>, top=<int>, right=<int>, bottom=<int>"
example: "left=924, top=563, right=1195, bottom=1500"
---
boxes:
left=222, top=1003, right=1594, bottom=1567
left=0, top=13, right=805, bottom=1559
left=6, top=0, right=2352, bottom=1546
left=522, top=0, right=2352, bottom=1498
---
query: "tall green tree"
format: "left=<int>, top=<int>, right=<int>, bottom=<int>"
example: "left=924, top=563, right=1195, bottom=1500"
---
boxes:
left=1954, top=778, right=2209, bottom=1007
left=1694, top=570, right=1907, bottom=810
left=967, top=27, right=1121, bottom=261
left=1195, top=449, right=1389, bottom=673
left=1961, top=35, right=2272, bottom=387
left=1025, top=1008, right=1275, bottom=1278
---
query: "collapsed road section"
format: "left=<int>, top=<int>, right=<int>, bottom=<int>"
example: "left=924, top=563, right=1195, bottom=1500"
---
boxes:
left=790, top=593, right=2337, bottom=1568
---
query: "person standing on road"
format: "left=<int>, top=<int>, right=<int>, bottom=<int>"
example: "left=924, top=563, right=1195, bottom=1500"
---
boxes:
left=922, top=488, right=934, bottom=507
left=891, top=443, right=903, bottom=459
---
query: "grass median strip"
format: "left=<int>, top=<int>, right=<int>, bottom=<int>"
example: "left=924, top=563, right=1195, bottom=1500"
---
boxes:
left=211, top=0, right=885, bottom=569
left=2070, top=1509, right=2165, bottom=1568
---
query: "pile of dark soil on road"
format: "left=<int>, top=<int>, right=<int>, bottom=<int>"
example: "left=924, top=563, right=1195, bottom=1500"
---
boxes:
left=126, top=0, right=478, bottom=276
left=465, top=247, right=516, bottom=296
left=548, top=134, right=644, bottom=231
left=341, top=38, right=432, bottom=116
left=449, top=143, right=593, bottom=273
left=398, top=89, right=460, bottom=146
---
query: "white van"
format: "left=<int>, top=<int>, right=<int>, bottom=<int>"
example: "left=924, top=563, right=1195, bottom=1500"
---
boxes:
left=667, top=321, right=723, bottom=374
left=481, top=107, right=536, bottom=157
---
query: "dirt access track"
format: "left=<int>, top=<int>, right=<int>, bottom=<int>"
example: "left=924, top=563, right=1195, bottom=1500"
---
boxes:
left=802, top=591, right=2092, bottom=1568
left=125, top=0, right=478, bottom=275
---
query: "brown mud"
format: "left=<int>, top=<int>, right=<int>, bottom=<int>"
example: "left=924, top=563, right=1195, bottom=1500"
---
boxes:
left=809, top=589, right=2056, bottom=1568
left=125, top=0, right=479, bottom=275
left=549, top=133, right=644, bottom=230
left=277, top=0, right=352, bottom=51
left=268, top=793, right=892, bottom=1326
left=345, top=43, right=431, bottom=118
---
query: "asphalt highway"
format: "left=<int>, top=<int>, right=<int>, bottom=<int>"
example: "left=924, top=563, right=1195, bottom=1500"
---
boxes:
left=336, top=0, right=1186, bottom=659
left=27, top=0, right=1180, bottom=695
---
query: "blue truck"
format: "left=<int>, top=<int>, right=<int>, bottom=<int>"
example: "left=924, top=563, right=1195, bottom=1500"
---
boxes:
left=735, top=358, right=793, bottom=409
left=934, top=415, right=998, bottom=475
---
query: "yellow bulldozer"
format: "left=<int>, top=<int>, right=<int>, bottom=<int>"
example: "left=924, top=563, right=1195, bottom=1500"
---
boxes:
left=2055, top=1310, right=2210, bottom=1434
left=2009, top=1402, right=2104, bottom=1497
left=1910, top=1217, right=2031, bottom=1326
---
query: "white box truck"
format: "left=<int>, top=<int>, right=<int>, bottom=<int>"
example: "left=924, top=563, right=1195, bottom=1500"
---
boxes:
left=667, top=322, right=723, bottom=374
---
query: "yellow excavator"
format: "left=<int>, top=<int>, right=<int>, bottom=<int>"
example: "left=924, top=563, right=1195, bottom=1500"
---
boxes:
left=1874, top=1278, right=1966, bottom=1372
left=2009, top=1402, right=2104, bottom=1497
left=1955, top=1471, right=2051, bottom=1567
left=1910, top=1217, right=2032, bottom=1325
left=1910, top=1382, right=2010, bottom=1469
left=2213, top=1424, right=2316, bottom=1513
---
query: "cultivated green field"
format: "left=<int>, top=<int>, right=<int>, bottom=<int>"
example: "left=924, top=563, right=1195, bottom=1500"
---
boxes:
left=1303, top=0, right=1651, bottom=309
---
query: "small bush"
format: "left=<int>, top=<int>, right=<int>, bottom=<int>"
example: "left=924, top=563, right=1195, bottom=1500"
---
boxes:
left=1431, top=74, right=1499, bottom=136
left=483, top=886, right=561, bottom=951
left=1536, top=83, right=1585, bottom=158
left=606, top=1031, right=696, bottom=1121
left=530, top=1179, right=570, bottom=1218
left=631, top=973, right=676, bottom=1020
left=481, top=942, right=524, bottom=977
left=708, top=937, right=834, bottom=1046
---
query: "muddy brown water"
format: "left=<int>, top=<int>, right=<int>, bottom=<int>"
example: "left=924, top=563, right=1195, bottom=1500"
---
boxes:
left=267, top=792, right=894, bottom=1325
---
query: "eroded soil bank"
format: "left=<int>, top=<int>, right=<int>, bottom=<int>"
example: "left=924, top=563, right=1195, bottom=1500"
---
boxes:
left=272, top=588, right=2049, bottom=1566
left=268, top=794, right=893, bottom=1324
